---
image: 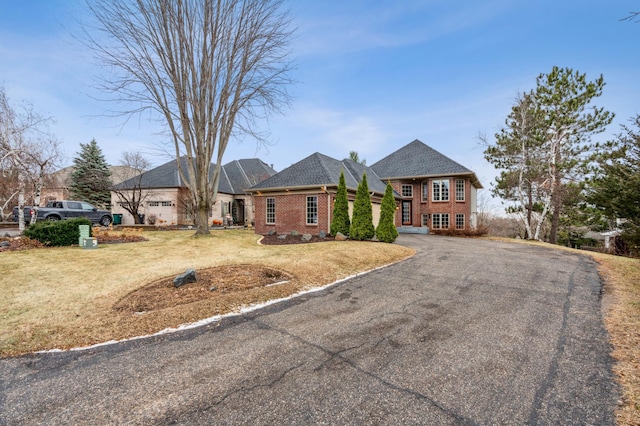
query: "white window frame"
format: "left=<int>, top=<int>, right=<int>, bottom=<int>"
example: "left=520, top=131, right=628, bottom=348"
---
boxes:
left=421, top=182, right=428, bottom=202
left=422, top=214, right=429, bottom=226
left=456, top=213, right=465, bottom=229
left=306, top=196, right=318, bottom=225
left=266, top=197, right=276, bottom=224
left=432, top=179, right=450, bottom=202
left=456, top=179, right=465, bottom=202
left=432, top=213, right=450, bottom=229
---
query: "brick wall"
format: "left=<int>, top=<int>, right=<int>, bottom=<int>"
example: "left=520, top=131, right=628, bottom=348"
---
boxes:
left=254, top=192, right=331, bottom=235
left=390, top=178, right=474, bottom=229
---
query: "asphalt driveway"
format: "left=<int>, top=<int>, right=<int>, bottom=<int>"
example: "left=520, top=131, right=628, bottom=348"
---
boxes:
left=0, top=235, right=618, bottom=424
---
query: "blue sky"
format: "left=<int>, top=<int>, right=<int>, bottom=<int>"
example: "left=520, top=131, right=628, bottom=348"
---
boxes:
left=1, top=1, right=638, bottom=212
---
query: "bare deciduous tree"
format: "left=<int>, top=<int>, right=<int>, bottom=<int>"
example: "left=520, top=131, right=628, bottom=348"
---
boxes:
left=0, top=87, right=62, bottom=231
left=83, top=0, right=295, bottom=235
left=112, top=151, right=151, bottom=224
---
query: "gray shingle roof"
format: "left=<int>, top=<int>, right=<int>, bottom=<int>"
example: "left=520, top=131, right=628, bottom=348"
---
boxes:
left=249, top=152, right=390, bottom=195
left=371, top=139, right=473, bottom=179
left=114, top=156, right=276, bottom=194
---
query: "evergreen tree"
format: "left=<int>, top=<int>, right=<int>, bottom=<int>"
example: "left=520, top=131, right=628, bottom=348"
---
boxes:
left=70, top=139, right=112, bottom=208
left=588, top=115, right=640, bottom=250
left=349, top=172, right=375, bottom=240
left=376, top=181, right=398, bottom=243
left=331, top=170, right=350, bottom=236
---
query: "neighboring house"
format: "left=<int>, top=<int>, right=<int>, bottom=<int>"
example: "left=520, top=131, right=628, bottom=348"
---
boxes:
left=370, top=139, right=483, bottom=232
left=248, top=153, right=393, bottom=236
left=110, top=156, right=276, bottom=226
left=249, top=139, right=482, bottom=235
left=35, top=165, right=138, bottom=204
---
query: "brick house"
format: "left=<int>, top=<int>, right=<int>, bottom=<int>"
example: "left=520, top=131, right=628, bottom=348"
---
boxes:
left=249, top=153, right=393, bottom=236
left=370, top=139, right=483, bottom=232
left=250, top=139, right=482, bottom=235
left=111, top=156, right=276, bottom=226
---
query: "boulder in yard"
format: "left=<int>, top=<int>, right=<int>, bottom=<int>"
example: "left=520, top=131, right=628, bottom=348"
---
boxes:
left=302, top=234, right=312, bottom=242
left=335, top=232, right=348, bottom=241
left=174, top=268, right=197, bottom=288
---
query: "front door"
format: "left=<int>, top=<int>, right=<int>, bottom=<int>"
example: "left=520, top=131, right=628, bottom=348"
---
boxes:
left=402, top=201, right=412, bottom=226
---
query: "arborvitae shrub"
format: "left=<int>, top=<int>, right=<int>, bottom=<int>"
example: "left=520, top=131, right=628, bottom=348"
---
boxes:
left=24, top=218, right=93, bottom=246
left=376, top=182, right=399, bottom=243
left=349, top=173, right=375, bottom=241
left=331, top=170, right=350, bottom=236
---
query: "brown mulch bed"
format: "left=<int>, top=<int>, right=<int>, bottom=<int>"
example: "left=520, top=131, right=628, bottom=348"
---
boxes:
left=0, top=233, right=147, bottom=251
left=259, top=233, right=335, bottom=245
left=113, top=265, right=292, bottom=313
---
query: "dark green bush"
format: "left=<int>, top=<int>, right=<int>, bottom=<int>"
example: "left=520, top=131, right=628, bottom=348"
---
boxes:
left=350, top=172, right=375, bottom=241
left=376, top=181, right=399, bottom=243
left=24, top=218, right=93, bottom=246
left=331, top=170, right=350, bottom=236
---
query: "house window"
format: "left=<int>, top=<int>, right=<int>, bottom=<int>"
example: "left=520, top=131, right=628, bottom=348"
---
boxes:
left=456, top=180, right=465, bottom=202
left=432, top=213, right=450, bottom=229
left=148, top=201, right=160, bottom=207
left=161, top=201, right=172, bottom=207
left=306, top=196, right=318, bottom=225
left=221, top=201, right=231, bottom=216
left=456, top=213, right=465, bottom=229
left=401, top=184, right=413, bottom=198
left=421, top=182, right=428, bottom=202
left=266, top=197, right=275, bottom=224
left=432, top=179, right=450, bottom=201
left=422, top=214, right=429, bottom=226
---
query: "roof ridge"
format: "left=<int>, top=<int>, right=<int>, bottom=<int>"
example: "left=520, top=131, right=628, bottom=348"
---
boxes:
left=314, top=153, right=335, bottom=182
left=234, top=159, right=252, bottom=192
left=341, top=159, right=360, bottom=187
left=220, top=163, right=233, bottom=193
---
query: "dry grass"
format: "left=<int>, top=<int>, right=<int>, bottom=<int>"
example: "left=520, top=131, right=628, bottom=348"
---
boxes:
left=488, top=237, right=640, bottom=425
left=0, top=229, right=413, bottom=357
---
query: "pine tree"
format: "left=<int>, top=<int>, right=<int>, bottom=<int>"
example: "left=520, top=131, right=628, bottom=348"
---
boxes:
left=350, top=172, right=375, bottom=240
left=70, top=139, right=112, bottom=208
left=330, top=170, right=350, bottom=236
left=376, top=181, right=398, bottom=243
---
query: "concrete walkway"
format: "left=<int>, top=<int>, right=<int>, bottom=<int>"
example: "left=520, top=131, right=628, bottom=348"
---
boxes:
left=0, top=235, right=618, bottom=424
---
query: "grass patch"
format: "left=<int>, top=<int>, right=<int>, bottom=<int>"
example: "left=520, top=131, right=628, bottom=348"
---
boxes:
left=0, top=230, right=413, bottom=357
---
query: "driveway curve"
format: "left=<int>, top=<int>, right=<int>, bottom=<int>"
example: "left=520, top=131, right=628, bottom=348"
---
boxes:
left=0, top=235, right=618, bottom=425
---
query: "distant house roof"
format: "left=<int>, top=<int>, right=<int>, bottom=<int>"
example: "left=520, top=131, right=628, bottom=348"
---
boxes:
left=114, top=156, right=276, bottom=195
left=371, top=139, right=483, bottom=188
left=248, top=152, right=391, bottom=195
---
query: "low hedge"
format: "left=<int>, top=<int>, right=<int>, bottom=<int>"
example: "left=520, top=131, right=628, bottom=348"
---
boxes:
left=23, top=218, right=93, bottom=246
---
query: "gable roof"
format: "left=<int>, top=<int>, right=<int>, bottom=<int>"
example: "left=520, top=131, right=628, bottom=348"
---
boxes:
left=249, top=152, right=391, bottom=195
left=114, top=156, right=276, bottom=195
left=371, top=139, right=482, bottom=188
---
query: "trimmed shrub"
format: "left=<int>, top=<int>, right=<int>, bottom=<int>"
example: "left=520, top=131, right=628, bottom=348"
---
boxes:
left=350, top=172, right=375, bottom=241
left=24, top=218, right=93, bottom=246
left=376, top=181, right=399, bottom=243
left=331, top=170, right=350, bottom=236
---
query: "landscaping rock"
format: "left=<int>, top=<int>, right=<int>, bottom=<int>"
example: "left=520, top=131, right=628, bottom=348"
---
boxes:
left=268, top=230, right=276, bottom=236
left=0, top=241, right=10, bottom=247
left=277, top=234, right=287, bottom=240
left=291, top=230, right=300, bottom=236
left=302, top=234, right=312, bottom=242
left=174, top=268, right=197, bottom=288
left=318, top=230, right=327, bottom=239
left=335, top=232, right=348, bottom=241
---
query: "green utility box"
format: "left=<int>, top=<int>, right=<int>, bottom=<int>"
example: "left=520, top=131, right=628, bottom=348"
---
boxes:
left=82, top=237, right=98, bottom=249
left=78, top=225, right=91, bottom=247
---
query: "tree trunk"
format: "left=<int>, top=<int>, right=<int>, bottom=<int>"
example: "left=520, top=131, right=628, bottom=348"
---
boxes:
left=195, top=204, right=210, bottom=236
